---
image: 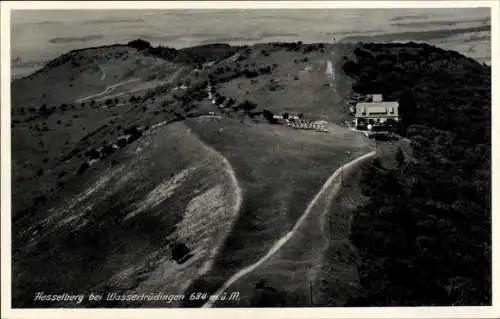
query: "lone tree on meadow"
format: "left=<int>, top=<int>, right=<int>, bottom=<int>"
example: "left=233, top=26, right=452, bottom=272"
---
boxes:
left=226, top=97, right=236, bottom=108
left=263, top=109, right=278, bottom=124
left=239, top=100, right=257, bottom=112
left=39, top=104, right=48, bottom=113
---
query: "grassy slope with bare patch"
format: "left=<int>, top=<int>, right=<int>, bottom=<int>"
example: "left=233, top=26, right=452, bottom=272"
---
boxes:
left=12, top=122, right=239, bottom=308
left=11, top=47, right=195, bottom=218
left=12, top=40, right=371, bottom=308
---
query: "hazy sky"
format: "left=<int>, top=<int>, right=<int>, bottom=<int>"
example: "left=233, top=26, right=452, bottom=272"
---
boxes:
left=10, top=8, right=491, bottom=76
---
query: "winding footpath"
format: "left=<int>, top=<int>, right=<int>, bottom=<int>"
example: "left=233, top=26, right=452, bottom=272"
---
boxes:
left=188, top=126, right=244, bottom=276
left=74, top=65, right=186, bottom=104
left=75, top=78, right=140, bottom=103
left=202, top=150, right=376, bottom=308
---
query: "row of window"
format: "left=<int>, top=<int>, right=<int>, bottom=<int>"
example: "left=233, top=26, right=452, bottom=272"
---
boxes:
left=360, top=107, right=396, bottom=115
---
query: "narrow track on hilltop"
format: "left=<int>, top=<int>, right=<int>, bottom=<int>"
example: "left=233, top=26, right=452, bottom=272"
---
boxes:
left=98, top=64, right=106, bottom=80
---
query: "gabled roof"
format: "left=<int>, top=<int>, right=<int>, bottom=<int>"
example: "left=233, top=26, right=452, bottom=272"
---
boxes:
left=355, top=101, right=399, bottom=118
left=356, top=101, right=399, bottom=108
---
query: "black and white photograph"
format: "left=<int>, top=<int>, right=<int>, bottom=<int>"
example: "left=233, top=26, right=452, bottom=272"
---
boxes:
left=1, top=1, right=497, bottom=317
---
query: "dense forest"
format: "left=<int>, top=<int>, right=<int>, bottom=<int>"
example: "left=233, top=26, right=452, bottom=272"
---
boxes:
left=343, top=43, right=491, bottom=306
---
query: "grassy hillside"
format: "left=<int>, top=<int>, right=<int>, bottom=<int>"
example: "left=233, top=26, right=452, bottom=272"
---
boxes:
left=342, top=42, right=491, bottom=306
left=11, top=45, right=178, bottom=109
left=209, top=149, right=374, bottom=308
left=11, top=38, right=489, bottom=308
left=12, top=121, right=241, bottom=308
left=11, top=40, right=355, bottom=220
left=203, top=42, right=354, bottom=123
left=11, top=57, right=195, bottom=218
left=11, top=39, right=363, bottom=308
left=180, top=117, right=371, bottom=307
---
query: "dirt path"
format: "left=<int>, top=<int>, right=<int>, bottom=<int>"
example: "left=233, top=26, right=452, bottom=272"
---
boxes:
left=325, top=60, right=335, bottom=81
left=74, top=66, right=187, bottom=104
left=202, top=150, right=376, bottom=308
left=98, top=64, right=106, bottom=81
left=75, top=78, right=140, bottom=103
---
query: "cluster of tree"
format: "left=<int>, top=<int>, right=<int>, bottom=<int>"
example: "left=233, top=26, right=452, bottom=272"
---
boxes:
left=243, top=69, right=260, bottom=78
left=212, top=93, right=225, bottom=106
left=17, top=102, right=87, bottom=126
left=127, top=39, right=152, bottom=50
left=262, top=109, right=278, bottom=124
left=175, top=43, right=244, bottom=65
left=235, top=100, right=257, bottom=112
left=147, top=45, right=178, bottom=61
left=130, top=39, right=245, bottom=65
left=207, top=87, right=272, bottom=122
left=208, top=64, right=274, bottom=84
left=343, top=42, right=491, bottom=306
left=213, top=66, right=232, bottom=75
left=303, top=43, right=325, bottom=53
left=40, top=104, right=59, bottom=116
left=43, top=50, right=84, bottom=71
left=249, top=280, right=287, bottom=307
left=105, top=97, right=120, bottom=107
left=268, top=41, right=325, bottom=53
left=275, top=41, right=304, bottom=52
left=258, top=65, right=272, bottom=75
left=85, top=148, right=101, bottom=160
left=171, top=242, right=192, bottom=264
left=172, top=83, right=207, bottom=106
left=79, top=124, right=109, bottom=143
left=76, top=124, right=147, bottom=176
left=123, top=125, right=145, bottom=140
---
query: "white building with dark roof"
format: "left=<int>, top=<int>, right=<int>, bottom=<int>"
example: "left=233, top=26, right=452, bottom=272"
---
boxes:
left=354, top=101, right=400, bottom=128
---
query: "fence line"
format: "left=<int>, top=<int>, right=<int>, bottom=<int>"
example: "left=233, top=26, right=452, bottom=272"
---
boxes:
left=287, top=121, right=326, bottom=131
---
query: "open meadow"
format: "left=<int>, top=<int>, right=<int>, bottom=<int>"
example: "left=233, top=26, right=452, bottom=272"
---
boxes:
left=181, top=116, right=372, bottom=306
left=8, top=6, right=491, bottom=307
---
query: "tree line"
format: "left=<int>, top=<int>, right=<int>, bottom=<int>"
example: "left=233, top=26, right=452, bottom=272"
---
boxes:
left=342, top=42, right=491, bottom=306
